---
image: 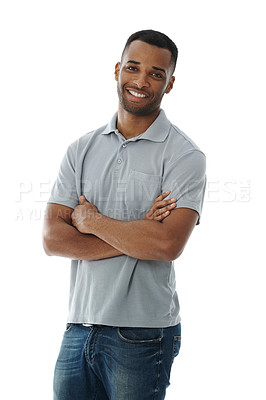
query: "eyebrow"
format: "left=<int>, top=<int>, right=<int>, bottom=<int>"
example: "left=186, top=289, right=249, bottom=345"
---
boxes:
left=127, top=60, right=166, bottom=74
left=152, top=66, right=166, bottom=74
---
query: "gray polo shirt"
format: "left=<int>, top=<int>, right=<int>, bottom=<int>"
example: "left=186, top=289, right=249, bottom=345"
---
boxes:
left=49, top=109, right=206, bottom=328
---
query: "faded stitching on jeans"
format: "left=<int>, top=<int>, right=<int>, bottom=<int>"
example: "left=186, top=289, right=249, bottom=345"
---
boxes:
left=116, top=327, right=163, bottom=344
left=153, top=337, right=163, bottom=399
left=93, top=379, right=102, bottom=400
left=84, top=327, right=95, bottom=366
left=92, top=328, right=101, bottom=365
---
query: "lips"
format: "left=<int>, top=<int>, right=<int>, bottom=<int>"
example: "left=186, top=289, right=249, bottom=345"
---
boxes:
left=128, top=90, right=147, bottom=98
left=126, top=87, right=150, bottom=101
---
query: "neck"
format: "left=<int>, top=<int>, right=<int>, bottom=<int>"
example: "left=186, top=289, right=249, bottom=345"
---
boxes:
left=117, top=106, right=160, bottom=139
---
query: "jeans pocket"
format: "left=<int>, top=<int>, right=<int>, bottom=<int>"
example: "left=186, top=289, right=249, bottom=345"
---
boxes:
left=172, top=335, right=181, bottom=361
left=117, top=327, right=163, bottom=344
left=64, top=323, right=73, bottom=334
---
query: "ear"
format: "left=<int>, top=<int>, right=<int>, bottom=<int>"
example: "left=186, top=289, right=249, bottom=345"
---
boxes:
left=114, top=62, right=120, bottom=81
left=165, top=76, right=175, bottom=94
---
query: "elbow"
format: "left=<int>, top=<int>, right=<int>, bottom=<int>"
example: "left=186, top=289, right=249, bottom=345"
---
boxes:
left=164, top=250, right=183, bottom=262
left=168, top=249, right=184, bottom=261
left=160, top=241, right=184, bottom=261
left=42, top=227, right=56, bottom=257
left=42, top=235, right=53, bottom=256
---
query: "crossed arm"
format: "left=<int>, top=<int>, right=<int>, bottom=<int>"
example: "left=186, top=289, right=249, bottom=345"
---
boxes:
left=43, top=191, right=198, bottom=261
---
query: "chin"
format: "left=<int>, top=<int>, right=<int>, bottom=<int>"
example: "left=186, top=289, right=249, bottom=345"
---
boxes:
left=120, top=100, right=159, bottom=117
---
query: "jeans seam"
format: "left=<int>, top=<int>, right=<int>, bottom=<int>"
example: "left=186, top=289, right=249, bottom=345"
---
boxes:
left=153, top=329, right=163, bottom=399
left=85, top=327, right=94, bottom=366
left=93, top=379, right=101, bottom=400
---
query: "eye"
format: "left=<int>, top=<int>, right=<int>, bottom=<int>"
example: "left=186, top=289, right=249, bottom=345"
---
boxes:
left=152, top=72, right=163, bottom=79
left=126, top=65, right=138, bottom=71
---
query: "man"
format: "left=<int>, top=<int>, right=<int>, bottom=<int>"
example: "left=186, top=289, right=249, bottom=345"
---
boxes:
left=43, top=30, right=206, bottom=400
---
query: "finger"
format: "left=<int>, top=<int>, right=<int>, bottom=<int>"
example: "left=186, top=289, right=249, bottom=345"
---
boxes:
left=152, top=199, right=176, bottom=211
left=80, top=195, right=88, bottom=204
left=150, top=192, right=173, bottom=211
left=154, top=210, right=171, bottom=221
left=157, top=198, right=176, bottom=209
left=153, top=190, right=171, bottom=203
left=144, top=209, right=153, bottom=219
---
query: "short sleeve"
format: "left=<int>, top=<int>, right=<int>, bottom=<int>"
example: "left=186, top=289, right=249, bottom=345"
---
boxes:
left=162, top=150, right=206, bottom=224
left=48, top=142, right=79, bottom=209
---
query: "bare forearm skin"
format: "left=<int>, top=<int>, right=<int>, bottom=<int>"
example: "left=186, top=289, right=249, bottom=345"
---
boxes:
left=43, top=193, right=178, bottom=261
left=85, top=214, right=176, bottom=261
left=43, top=214, right=122, bottom=261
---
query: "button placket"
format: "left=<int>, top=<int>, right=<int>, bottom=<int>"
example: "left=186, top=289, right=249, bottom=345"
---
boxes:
left=116, top=141, right=128, bottom=166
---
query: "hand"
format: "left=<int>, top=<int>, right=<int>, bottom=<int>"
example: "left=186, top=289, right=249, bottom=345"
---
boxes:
left=144, top=191, right=176, bottom=222
left=71, top=196, right=99, bottom=234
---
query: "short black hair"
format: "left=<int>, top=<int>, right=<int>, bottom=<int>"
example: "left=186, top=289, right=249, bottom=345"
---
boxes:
left=122, top=29, right=178, bottom=74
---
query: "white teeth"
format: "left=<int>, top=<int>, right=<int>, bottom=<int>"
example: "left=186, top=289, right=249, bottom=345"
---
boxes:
left=129, top=90, right=147, bottom=98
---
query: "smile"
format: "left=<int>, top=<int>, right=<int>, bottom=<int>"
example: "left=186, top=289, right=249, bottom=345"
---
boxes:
left=128, top=90, right=148, bottom=98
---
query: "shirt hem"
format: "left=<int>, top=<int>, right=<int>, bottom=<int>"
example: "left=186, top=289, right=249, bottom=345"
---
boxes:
left=67, top=315, right=181, bottom=328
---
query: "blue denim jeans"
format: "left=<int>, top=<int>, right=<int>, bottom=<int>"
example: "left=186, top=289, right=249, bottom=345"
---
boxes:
left=53, top=323, right=181, bottom=400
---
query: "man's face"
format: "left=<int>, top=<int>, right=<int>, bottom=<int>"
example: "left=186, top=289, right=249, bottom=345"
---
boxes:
left=115, top=40, right=175, bottom=117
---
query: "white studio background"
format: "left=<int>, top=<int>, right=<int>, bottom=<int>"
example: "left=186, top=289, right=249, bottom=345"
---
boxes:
left=1, top=0, right=265, bottom=399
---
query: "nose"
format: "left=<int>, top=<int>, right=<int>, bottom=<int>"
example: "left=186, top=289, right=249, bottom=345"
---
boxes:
left=133, top=72, right=150, bottom=89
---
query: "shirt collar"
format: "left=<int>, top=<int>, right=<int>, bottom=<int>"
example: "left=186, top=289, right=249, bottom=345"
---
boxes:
left=101, top=109, right=171, bottom=143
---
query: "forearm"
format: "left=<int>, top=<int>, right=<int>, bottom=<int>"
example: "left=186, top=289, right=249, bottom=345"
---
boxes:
left=70, top=193, right=180, bottom=261
left=88, top=214, right=172, bottom=261
left=43, top=218, right=123, bottom=260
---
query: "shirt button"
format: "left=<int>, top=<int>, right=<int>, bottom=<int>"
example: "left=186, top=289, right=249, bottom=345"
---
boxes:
left=122, top=143, right=127, bottom=148
left=117, top=159, right=122, bottom=164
